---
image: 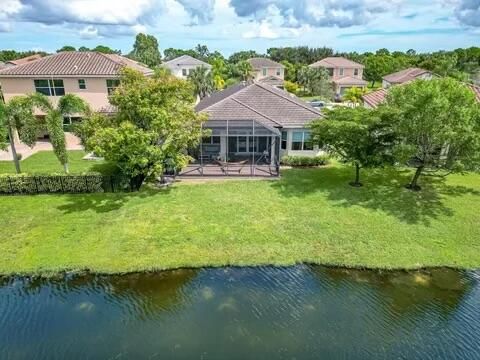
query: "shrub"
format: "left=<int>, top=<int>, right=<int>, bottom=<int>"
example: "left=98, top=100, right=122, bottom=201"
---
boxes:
left=284, top=81, right=299, bottom=94
left=280, top=155, right=329, bottom=167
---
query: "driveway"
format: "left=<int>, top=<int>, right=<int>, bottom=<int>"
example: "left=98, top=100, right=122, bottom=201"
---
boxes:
left=0, top=133, right=83, bottom=161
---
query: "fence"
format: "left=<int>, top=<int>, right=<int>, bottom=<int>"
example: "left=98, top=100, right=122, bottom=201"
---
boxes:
left=0, top=174, right=133, bottom=195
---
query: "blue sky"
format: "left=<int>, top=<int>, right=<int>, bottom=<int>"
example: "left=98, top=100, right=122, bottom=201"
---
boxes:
left=0, top=0, right=479, bottom=56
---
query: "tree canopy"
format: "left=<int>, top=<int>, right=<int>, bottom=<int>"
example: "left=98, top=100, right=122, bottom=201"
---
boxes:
left=384, top=78, right=480, bottom=190
left=129, top=33, right=162, bottom=68
left=188, top=66, right=214, bottom=99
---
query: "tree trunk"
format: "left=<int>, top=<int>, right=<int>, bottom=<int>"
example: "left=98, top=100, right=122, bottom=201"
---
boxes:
left=349, top=163, right=363, bottom=187
left=129, top=174, right=146, bottom=191
left=406, top=166, right=423, bottom=191
left=7, top=125, right=21, bottom=174
left=63, top=162, right=69, bottom=174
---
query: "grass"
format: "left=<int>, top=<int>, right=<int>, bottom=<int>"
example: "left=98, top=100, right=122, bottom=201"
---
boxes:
left=1, top=164, right=479, bottom=276
left=0, top=151, right=117, bottom=175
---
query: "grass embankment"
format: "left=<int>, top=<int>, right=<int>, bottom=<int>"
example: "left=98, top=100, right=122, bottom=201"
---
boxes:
left=1, top=165, right=479, bottom=275
left=0, top=151, right=116, bottom=175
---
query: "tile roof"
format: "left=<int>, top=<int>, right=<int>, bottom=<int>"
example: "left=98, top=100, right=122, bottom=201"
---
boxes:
left=6, top=54, right=44, bottom=66
left=362, top=84, right=480, bottom=108
left=162, top=55, right=211, bottom=69
left=247, top=57, right=284, bottom=69
left=196, top=82, right=322, bottom=129
left=334, top=76, right=368, bottom=86
left=0, top=52, right=153, bottom=77
left=310, top=57, right=364, bottom=68
left=258, top=75, right=284, bottom=86
left=383, top=68, right=432, bottom=84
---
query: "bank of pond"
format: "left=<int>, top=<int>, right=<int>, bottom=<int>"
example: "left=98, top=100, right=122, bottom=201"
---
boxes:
left=1, top=265, right=479, bottom=359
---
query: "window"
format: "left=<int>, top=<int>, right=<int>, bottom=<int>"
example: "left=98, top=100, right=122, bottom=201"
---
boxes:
left=327, top=68, right=334, bottom=77
left=202, top=136, right=221, bottom=145
left=281, top=131, right=287, bottom=150
left=34, top=79, right=65, bottom=96
left=276, top=69, right=281, bottom=76
left=78, top=79, right=86, bottom=90
left=106, top=79, right=120, bottom=95
left=262, top=68, right=267, bottom=76
left=354, top=68, right=359, bottom=76
left=339, top=68, right=344, bottom=76
left=291, top=131, right=313, bottom=151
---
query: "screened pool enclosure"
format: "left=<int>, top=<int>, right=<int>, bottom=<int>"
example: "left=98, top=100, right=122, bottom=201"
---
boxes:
left=179, top=119, right=281, bottom=177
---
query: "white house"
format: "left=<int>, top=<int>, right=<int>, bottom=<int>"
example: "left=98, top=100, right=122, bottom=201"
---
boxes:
left=162, top=55, right=212, bottom=79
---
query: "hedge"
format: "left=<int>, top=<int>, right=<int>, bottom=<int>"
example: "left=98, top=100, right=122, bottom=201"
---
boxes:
left=280, top=155, right=329, bottom=167
left=0, top=174, right=132, bottom=195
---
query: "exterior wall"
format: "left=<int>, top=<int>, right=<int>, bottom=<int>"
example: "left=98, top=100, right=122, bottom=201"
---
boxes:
left=167, top=65, right=210, bottom=79
left=253, top=67, right=284, bottom=81
left=0, top=76, right=114, bottom=112
left=330, top=67, right=363, bottom=81
left=280, top=128, right=322, bottom=158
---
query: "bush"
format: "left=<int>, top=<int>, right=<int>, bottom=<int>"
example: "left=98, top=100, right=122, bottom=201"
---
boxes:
left=280, top=155, right=329, bottom=167
left=284, top=81, right=299, bottom=94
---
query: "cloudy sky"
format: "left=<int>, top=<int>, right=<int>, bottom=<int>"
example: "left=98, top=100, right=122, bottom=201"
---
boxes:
left=0, top=0, right=479, bottom=55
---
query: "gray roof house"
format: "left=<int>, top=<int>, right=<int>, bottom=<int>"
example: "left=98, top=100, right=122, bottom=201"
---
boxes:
left=162, top=55, right=211, bottom=79
left=179, top=82, right=323, bottom=177
left=247, top=57, right=285, bottom=88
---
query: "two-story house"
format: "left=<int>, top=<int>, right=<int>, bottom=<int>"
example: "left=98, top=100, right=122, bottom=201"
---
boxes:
left=162, top=55, right=212, bottom=79
left=247, top=58, right=285, bottom=88
left=382, top=67, right=434, bottom=88
left=309, top=57, right=367, bottom=97
left=0, top=51, right=153, bottom=122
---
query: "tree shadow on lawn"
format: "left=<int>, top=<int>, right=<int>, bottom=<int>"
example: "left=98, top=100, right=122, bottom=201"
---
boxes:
left=56, top=187, right=170, bottom=214
left=272, top=167, right=480, bottom=225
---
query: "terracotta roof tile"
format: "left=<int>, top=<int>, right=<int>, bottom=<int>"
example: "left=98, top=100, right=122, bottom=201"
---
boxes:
left=383, top=68, right=432, bottom=84
left=7, top=54, right=43, bottom=66
left=247, top=58, right=284, bottom=69
left=310, top=57, right=364, bottom=68
left=334, top=76, right=368, bottom=86
left=0, top=52, right=153, bottom=77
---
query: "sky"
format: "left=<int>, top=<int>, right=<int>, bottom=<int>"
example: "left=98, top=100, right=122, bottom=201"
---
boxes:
left=0, top=0, right=479, bottom=56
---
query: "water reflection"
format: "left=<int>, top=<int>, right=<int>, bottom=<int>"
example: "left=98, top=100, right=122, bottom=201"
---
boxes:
left=0, top=266, right=479, bottom=360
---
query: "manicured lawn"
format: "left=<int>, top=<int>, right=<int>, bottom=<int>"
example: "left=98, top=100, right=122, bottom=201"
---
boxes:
left=1, top=165, right=479, bottom=275
left=0, top=151, right=117, bottom=175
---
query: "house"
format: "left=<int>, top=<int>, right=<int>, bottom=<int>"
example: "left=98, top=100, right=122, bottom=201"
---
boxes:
left=0, top=51, right=153, bottom=119
left=179, top=82, right=323, bottom=177
left=247, top=58, right=285, bottom=88
left=363, top=83, right=480, bottom=108
left=382, top=68, right=434, bottom=88
left=309, top=57, right=367, bottom=97
left=3, top=54, right=44, bottom=68
left=161, top=55, right=211, bottom=79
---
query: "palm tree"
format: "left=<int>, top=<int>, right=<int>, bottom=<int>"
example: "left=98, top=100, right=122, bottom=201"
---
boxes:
left=29, top=93, right=90, bottom=173
left=236, top=60, right=254, bottom=82
left=188, top=66, right=214, bottom=99
left=343, top=87, right=368, bottom=107
left=211, top=57, right=227, bottom=90
left=0, top=96, right=38, bottom=173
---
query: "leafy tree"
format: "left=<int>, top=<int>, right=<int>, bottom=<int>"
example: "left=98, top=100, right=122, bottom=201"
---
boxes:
left=163, top=48, right=198, bottom=61
left=280, top=60, right=297, bottom=82
left=57, top=46, right=76, bottom=52
left=0, top=96, right=39, bottom=173
left=284, top=81, right=299, bottom=94
left=311, top=107, right=396, bottom=186
left=267, top=46, right=334, bottom=65
left=188, top=66, right=214, bottom=99
left=228, top=50, right=262, bottom=64
left=236, top=60, right=254, bottom=81
left=92, top=45, right=121, bottom=54
left=211, top=57, right=227, bottom=90
left=297, top=66, right=333, bottom=99
left=78, top=46, right=90, bottom=52
left=363, top=55, right=394, bottom=87
left=343, top=87, right=369, bottom=106
left=78, top=68, right=206, bottom=188
left=385, top=78, right=480, bottom=190
left=129, top=33, right=162, bottom=68
left=29, top=93, right=90, bottom=173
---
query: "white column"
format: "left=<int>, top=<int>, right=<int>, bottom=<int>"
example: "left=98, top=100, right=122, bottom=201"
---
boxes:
left=220, top=133, right=227, bottom=161
left=270, top=135, right=276, bottom=166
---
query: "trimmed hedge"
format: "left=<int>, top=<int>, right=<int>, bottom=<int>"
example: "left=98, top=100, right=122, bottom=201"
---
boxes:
left=0, top=174, right=131, bottom=195
left=280, top=155, right=329, bottom=167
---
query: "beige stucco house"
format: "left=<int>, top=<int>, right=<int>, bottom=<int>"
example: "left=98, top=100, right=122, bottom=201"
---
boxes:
left=161, top=55, right=211, bottom=79
left=247, top=58, right=285, bottom=88
left=382, top=68, right=434, bottom=88
left=309, top=57, right=367, bottom=97
left=0, top=51, right=153, bottom=119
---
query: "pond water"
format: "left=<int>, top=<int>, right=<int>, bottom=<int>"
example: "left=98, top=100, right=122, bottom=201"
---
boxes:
left=1, top=266, right=479, bottom=359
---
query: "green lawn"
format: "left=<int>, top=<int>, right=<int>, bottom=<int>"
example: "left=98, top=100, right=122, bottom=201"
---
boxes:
left=0, top=151, right=117, bottom=175
left=1, top=165, right=479, bottom=275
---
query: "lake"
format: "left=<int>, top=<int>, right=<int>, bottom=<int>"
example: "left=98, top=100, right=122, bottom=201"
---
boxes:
left=1, top=266, right=479, bottom=359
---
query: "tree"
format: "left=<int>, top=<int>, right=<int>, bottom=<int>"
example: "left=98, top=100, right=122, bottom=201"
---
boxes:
left=228, top=50, right=262, bottom=64
left=57, top=46, right=76, bottom=52
left=280, top=60, right=297, bottom=82
left=311, top=107, right=396, bottom=186
left=297, top=66, right=334, bottom=99
left=188, top=66, right=214, bottom=99
left=78, top=68, right=206, bottom=188
left=29, top=93, right=90, bottom=173
left=236, top=60, right=254, bottom=81
left=343, top=87, right=368, bottom=107
left=0, top=96, right=39, bottom=173
left=385, top=78, right=480, bottom=190
left=92, top=45, right=121, bottom=54
left=363, top=55, right=394, bottom=87
left=284, top=81, right=299, bottom=94
left=211, top=57, right=227, bottom=90
left=129, top=33, right=162, bottom=68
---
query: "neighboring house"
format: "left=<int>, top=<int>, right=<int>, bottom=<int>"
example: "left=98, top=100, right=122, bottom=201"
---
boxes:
left=363, top=83, right=480, bottom=108
left=186, top=82, right=323, bottom=176
left=3, top=54, right=44, bottom=68
left=0, top=51, right=153, bottom=119
left=162, top=55, right=211, bottom=79
left=382, top=68, right=434, bottom=88
left=309, top=57, right=367, bottom=97
left=247, top=58, right=285, bottom=88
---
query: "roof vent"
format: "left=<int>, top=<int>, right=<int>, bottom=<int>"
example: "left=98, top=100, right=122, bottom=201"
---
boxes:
left=73, top=65, right=78, bottom=71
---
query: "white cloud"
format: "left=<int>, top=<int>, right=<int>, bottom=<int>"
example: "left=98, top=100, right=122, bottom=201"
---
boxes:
left=242, top=20, right=302, bottom=39
left=79, top=25, right=99, bottom=39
